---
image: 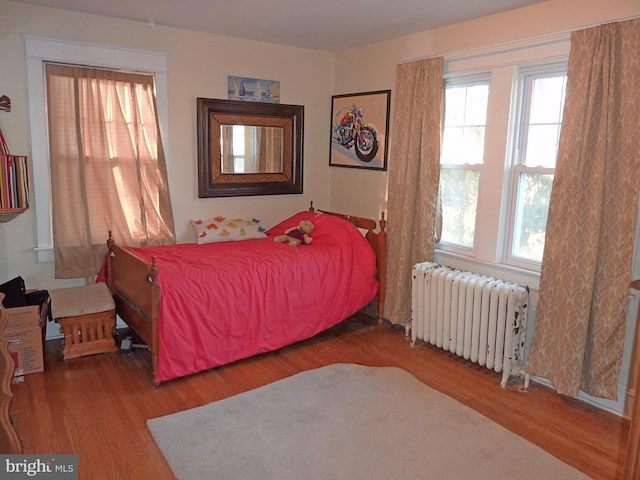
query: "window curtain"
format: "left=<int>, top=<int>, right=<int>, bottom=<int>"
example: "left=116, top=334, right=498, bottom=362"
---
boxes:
left=526, top=19, right=640, bottom=399
left=46, top=64, right=176, bottom=280
left=256, top=127, right=283, bottom=172
left=221, top=127, right=235, bottom=173
left=385, top=57, right=444, bottom=325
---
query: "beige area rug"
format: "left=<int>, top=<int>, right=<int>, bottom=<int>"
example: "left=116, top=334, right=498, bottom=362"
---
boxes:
left=147, top=363, right=588, bottom=480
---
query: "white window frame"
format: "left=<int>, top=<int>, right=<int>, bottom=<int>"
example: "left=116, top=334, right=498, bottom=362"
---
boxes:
left=504, top=61, right=568, bottom=270
left=437, top=73, right=491, bottom=257
left=434, top=37, right=571, bottom=279
left=24, top=36, right=169, bottom=262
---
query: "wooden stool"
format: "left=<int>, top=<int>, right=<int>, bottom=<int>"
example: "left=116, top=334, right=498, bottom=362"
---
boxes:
left=50, top=283, right=118, bottom=360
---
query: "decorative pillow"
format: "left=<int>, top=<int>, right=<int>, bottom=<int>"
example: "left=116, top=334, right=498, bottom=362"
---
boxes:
left=190, top=217, right=267, bottom=244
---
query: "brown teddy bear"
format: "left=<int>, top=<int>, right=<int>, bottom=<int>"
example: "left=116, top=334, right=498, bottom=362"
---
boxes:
left=273, top=220, right=314, bottom=246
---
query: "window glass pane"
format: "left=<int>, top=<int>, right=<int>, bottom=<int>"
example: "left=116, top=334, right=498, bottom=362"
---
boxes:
left=524, top=124, right=561, bottom=168
left=441, top=126, right=487, bottom=165
left=441, top=126, right=464, bottom=158
left=465, top=125, right=486, bottom=164
left=439, top=168, right=479, bottom=247
left=512, top=172, right=554, bottom=261
left=529, top=76, right=565, bottom=124
left=442, top=83, right=489, bottom=165
left=464, top=85, right=489, bottom=125
left=444, top=87, right=467, bottom=125
left=232, top=125, right=245, bottom=173
left=232, top=125, right=245, bottom=155
left=521, top=73, right=566, bottom=168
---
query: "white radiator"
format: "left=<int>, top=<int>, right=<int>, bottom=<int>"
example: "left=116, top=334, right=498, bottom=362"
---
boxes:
left=411, top=262, right=529, bottom=388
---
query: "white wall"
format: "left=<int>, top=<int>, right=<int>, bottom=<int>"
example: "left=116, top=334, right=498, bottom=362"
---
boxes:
left=330, top=0, right=640, bottom=415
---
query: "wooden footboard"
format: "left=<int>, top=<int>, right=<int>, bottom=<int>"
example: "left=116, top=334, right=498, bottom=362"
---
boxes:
left=105, top=233, right=160, bottom=380
left=104, top=202, right=388, bottom=382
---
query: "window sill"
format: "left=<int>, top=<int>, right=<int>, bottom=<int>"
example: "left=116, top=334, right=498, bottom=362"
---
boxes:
left=34, top=246, right=54, bottom=263
left=434, top=249, right=541, bottom=291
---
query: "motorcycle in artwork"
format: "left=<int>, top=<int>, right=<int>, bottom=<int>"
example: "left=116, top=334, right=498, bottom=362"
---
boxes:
left=329, top=90, right=390, bottom=171
left=332, top=104, right=379, bottom=162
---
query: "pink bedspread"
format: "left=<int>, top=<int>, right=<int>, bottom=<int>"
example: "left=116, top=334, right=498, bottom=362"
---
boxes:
left=124, top=211, right=379, bottom=382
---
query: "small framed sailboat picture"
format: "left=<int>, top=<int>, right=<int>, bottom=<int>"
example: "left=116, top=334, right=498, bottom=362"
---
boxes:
left=228, top=76, right=280, bottom=104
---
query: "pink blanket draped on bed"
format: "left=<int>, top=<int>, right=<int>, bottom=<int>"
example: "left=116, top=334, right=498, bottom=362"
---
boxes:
left=122, top=211, right=378, bottom=382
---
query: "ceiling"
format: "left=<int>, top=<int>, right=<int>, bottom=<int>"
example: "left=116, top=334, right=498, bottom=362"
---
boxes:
left=12, top=0, right=546, bottom=52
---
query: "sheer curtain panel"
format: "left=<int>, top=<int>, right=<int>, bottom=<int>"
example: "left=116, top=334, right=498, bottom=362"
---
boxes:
left=46, top=64, right=175, bottom=279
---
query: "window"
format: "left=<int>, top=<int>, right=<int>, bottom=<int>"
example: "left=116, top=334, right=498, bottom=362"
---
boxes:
left=45, top=63, right=175, bottom=278
left=439, top=77, right=490, bottom=250
left=507, top=65, right=567, bottom=267
left=230, top=126, right=265, bottom=173
left=435, top=42, right=569, bottom=274
left=231, top=125, right=247, bottom=173
left=25, top=36, right=170, bottom=263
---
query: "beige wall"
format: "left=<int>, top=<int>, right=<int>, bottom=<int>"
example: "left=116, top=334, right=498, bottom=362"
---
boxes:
left=0, top=0, right=334, bottom=290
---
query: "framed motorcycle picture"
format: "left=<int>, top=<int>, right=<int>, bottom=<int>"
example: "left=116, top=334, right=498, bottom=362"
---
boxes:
left=329, top=89, right=391, bottom=171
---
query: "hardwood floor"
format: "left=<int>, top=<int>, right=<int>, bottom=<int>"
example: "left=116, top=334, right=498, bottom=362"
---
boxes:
left=10, top=314, right=627, bottom=479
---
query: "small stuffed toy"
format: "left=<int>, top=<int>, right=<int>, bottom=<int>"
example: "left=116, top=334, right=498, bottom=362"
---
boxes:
left=273, top=220, right=314, bottom=246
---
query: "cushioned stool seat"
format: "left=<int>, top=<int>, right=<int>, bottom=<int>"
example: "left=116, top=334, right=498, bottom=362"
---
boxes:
left=50, top=283, right=118, bottom=360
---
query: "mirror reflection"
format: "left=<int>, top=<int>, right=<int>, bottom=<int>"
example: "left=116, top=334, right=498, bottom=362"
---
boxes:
left=220, top=125, right=284, bottom=174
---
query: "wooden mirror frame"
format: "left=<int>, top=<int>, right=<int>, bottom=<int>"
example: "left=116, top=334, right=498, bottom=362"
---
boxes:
left=197, top=98, right=304, bottom=197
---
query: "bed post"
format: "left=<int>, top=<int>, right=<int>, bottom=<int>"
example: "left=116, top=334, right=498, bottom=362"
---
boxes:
left=106, top=231, right=114, bottom=290
left=148, top=256, right=160, bottom=384
left=376, top=212, right=387, bottom=325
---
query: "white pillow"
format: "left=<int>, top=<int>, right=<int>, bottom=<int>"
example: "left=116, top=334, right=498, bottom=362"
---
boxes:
left=190, top=217, right=267, bottom=244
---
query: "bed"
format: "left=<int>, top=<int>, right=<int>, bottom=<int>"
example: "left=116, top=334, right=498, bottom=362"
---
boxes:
left=103, top=203, right=387, bottom=383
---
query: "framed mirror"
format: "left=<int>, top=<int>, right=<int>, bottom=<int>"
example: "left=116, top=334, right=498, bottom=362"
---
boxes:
left=197, top=98, right=304, bottom=197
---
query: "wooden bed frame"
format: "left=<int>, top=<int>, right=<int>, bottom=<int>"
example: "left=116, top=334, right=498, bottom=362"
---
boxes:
left=104, top=202, right=387, bottom=381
